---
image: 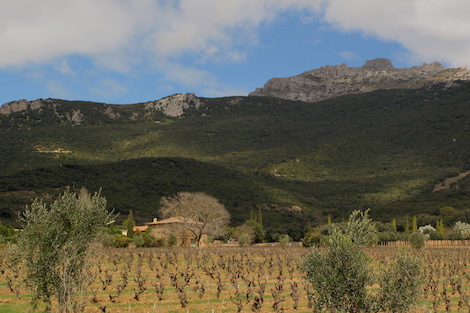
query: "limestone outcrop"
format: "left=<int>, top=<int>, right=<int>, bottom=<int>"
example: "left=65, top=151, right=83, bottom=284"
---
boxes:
left=249, top=58, right=470, bottom=102
left=0, top=99, right=50, bottom=115
left=144, top=93, right=203, bottom=117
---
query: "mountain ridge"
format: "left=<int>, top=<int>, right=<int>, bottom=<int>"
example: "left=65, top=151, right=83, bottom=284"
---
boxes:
left=249, top=58, right=470, bottom=102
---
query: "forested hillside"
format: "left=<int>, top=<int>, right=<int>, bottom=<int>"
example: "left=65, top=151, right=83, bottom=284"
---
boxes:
left=0, top=82, right=469, bottom=238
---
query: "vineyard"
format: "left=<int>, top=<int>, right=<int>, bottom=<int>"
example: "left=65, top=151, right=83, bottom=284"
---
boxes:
left=0, top=246, right=469, bottom=312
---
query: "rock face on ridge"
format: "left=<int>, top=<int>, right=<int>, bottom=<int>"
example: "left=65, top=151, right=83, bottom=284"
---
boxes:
left=0, top=98, right=87, bottom=125
left=0, top=93, right=205, bottom=126
left=249, top=58, right=470, bottom=102
left=0, top=99, right=50, bottom=115
left=144, top=93, right=203, bottom=117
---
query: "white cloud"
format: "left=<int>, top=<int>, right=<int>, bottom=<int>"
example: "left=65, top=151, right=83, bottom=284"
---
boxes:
left=323, top=0, right=470, bottom=67
left=0, top=0, right=140, bottom=68
left=90, top=79, right=128, bottom=99
left=0, top=0, right=322, bottom=96
left=53, top=60, right=75, bottom=76
left=0, top=0, right=321, bottom=68
left=46, top=80, right=70, bottom=98
left=156, top=59, right=247, bottom=96
left=338, top=51, right=361, bottom=62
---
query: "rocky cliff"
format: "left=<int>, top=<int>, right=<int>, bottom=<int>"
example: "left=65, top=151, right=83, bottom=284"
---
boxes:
left=249, top=58, right=470, bottom=102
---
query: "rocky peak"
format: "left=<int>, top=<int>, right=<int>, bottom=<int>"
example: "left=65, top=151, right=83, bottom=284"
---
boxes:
left=362, top=58, right=394, bottom=70
left=144, top=93, right=203, bottom=117
left=249, top=58, right=470, bottom=102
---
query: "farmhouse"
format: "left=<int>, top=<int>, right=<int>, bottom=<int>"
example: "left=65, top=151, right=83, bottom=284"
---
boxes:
left=144, top=217, right=201, bottom=247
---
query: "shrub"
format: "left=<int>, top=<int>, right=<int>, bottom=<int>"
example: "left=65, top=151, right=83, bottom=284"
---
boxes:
left=168, top=233, right=177, bottom=247
left=101, top=234, right=116, bottom=247
left=303, top=231, right=372, bottom=312
left=278, top=234, right=292, bottom=247
left=408, top=232, right=426, bottom=249
left=428, top=231, right=443, bottom=240
left=232, top=224, right=255, bottom=244
left=301, top=232, right=322, bottom=247
left=143, top=233, right=165, bottom=247
left=133, top=232, right=145, bottom=247
left=0, top=224, right=16, bottom=243
left=132, top=232, right=164, bottom=248
left=244, top=219, right=265, bottom=242
left=374, top=249, right=423, bottom=312
left=102, top=234, right=130, bottom=248
left=448, top=232, right=463, bottom=240
left=377, top=231, right=398, bottom=243
left=238, top=234, right=252, bottom=247
left=113, top=234, right=131, bottom=248
left=316, top=224, right=333, bottom=236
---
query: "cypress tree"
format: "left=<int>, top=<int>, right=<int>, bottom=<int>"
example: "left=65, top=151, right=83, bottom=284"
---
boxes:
left=257, top=207, right=263, bottom=226
left=127, top=209, right=135, bottom=239
left=412, top=215, right=418, bottom=233
left=436, top=219, right=445, bottom=235
left=392, top=218, right=397, bottom=232
left=404, top=216, right=410, bottom=234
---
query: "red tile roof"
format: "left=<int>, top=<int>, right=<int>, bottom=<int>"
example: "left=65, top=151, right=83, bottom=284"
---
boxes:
left=133, top=226, right=148, bottom=232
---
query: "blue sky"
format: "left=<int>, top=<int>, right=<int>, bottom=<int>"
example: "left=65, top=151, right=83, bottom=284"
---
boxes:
left=1, top=0, right=469, bottom=105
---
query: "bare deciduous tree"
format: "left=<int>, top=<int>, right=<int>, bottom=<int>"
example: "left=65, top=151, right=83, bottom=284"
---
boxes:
left=159, top=192, right=230, bottom=246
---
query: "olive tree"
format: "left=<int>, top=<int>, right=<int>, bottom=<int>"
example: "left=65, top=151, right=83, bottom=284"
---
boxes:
left=340, top=209, right=378, bottom=246
left=14, top=188, right=114, bottom=312
left=303, top=210, right=422, bottom=313
left=159, top=192, right=230, bottom=246
left=304, top=230, right=373, bottom=312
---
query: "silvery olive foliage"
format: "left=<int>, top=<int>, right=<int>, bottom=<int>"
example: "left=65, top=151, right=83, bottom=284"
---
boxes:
left=453, top=221, right=470, bottom=238
left=418, top=224, right=437, bottom=240
left=303, top=210, right=422, bottom=313
left=13, top=188, right=114, bottom=312
left=335, top=209, right=378, bottom=246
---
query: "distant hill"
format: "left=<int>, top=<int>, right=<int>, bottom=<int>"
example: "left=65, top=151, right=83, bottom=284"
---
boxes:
left=1, top=77, right=469, bottom=239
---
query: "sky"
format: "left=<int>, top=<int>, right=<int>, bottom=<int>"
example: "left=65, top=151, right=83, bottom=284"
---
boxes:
left=1, top=0, right=470, bottom=105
